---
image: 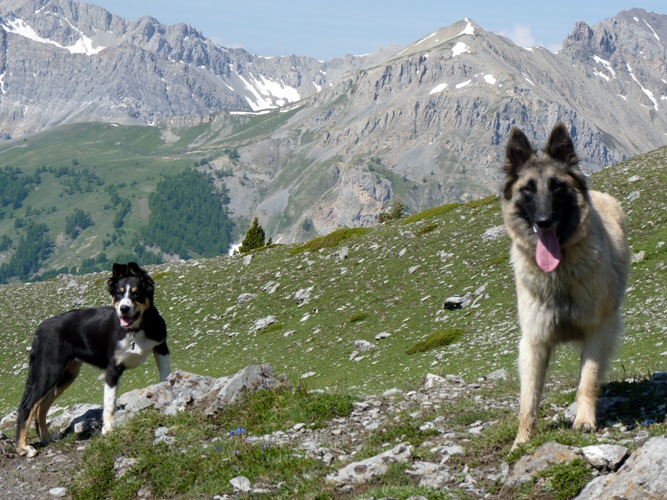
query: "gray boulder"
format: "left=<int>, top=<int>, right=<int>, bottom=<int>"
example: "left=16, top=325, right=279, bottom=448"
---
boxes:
left=10, top=365, right=291, bottom=439
left=576, top=436, right=667, bottom=499
left=205, top=363, right=289, bottom=412
left=326, top=443, right=412, bottom=485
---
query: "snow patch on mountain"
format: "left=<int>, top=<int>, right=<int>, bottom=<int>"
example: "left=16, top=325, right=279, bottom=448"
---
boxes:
left=627, top=63, right=659, bottom=110
left=459, top=19, right=475, bottom=36
left=593, top=56, right=617, bottom=80
left=1, top=18, right=105, bottom=55
left=452, top=42, right=470, bottom=57
left=429, top=83, right=448, bottom=95
left=237, top=73, right=301, bottom=111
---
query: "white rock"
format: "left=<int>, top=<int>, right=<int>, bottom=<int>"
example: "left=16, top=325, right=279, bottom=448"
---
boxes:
left=230, top=476, right=251, bottom=492
left=424, top=374, right=447, bottom=389
left=582, top=444, right=629, bottom=471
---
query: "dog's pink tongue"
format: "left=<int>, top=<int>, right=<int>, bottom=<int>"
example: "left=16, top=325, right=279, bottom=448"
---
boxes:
left=535, top=228, right=561, bottom=272
left=121, top=316, right=133, bottom=328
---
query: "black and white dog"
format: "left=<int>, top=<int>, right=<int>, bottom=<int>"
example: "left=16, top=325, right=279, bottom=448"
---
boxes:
left=16, top=262, right=170, bottom=457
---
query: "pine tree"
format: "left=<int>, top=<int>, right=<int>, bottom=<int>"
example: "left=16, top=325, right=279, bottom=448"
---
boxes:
left=378, top=199, right=406, bottom=223
left=239, top=217, right=266, bottom=253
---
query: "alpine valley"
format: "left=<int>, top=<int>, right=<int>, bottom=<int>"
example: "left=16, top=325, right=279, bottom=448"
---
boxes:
left=0, top=0, right=665, bottom=280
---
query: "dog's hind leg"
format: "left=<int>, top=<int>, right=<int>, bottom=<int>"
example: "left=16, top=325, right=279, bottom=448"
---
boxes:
left=16, top=356, right=75, bottom=457
left=17, top=388, right=57, bottom=457
left=573, top=317, right=620, bottom=433
left=514, top=335, right=552, bottom=449
left=33, top=387, right=56, bottom=438
left=35, top=360, right=82, bottom=442
left=16, top=396, right=45, bottom=457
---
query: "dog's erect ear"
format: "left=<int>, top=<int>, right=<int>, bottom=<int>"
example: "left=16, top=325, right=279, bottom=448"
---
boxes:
left=128, top=262, right=142, bottom=276
left=545, top=123, right=578, bottom=167
left=112, top=263, right=128, bottom=279
left=127, top=262, right=156, bottom=301
left=505, top=127, right=534, bottom=173
left=109, top=263, right=126, bottom=295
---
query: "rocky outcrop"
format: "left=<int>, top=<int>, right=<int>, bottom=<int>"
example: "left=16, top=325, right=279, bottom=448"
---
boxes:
left=3, top=366, right=667, bottom=497
left=0, top=0, right=369, bottom=138
left=576, top=436, right=667, bottom=499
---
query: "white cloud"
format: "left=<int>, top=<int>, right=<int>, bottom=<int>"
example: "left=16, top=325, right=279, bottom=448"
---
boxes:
left=501, top=24, right=537, bottom=48
left=500, top=24, right=563, bottom=52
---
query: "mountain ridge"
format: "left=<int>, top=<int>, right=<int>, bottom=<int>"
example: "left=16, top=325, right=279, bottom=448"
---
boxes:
left=0, top=0, right=391, bottom=137
left=0, top=2, right=665, bottom=268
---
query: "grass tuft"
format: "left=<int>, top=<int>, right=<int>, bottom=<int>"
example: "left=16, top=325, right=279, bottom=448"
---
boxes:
left=348, top=312, right=369, bottom=323
left=289, top=227, right=371, bottom=254
left=415, top=223, right=438, bottom=236
left=402, top=203, right=459, bottom=224
left=538, top=458, right=593, bottom=500
left=406, top=328, right=464, bottom=355
left=465, top=195, right=498, bottom=209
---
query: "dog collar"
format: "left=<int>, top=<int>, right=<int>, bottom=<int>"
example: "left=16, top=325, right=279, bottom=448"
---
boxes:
left=125, top=328, right=139, bottom=349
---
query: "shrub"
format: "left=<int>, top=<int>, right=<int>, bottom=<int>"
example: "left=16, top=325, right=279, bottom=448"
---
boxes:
left=465, top=195, right=498, bottom=209
left=406, top=328, right=464, bottom=354
left=290, top=227, right=371, bottom=254
left=402, top=203, right=459, bottom=224
left=416, top=223, right=438, bottom=236
left=348, top=312, right=368, bottom=323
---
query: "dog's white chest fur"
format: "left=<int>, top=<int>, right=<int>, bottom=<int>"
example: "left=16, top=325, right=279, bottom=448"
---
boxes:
left=114, top=330, right=160, bottom=369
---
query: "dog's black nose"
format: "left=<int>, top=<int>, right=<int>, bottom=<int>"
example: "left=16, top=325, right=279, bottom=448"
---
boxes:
left=535, top=218, right=553, bottom=230
left=120, top=305, right=130, bottom=315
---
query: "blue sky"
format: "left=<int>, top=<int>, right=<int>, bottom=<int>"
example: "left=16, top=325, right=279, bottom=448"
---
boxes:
left=92, top=1, right=665, bottom=59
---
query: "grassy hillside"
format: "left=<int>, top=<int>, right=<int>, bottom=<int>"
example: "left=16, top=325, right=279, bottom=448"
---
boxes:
left=1, top=144, right=666, bottom=418
left=0, top=124, right=188, bottom=274
left=0, top=109, right=463, bottom=281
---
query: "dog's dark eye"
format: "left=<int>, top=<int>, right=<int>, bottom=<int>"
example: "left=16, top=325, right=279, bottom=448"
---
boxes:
left=550, top=179, right=566, bottom=193
left=520, top=182, right=535, bottom=195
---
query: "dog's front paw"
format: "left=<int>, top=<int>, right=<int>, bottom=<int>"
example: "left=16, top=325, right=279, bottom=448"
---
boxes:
left=511, top=434, right=531, bottom=452
left=17, top=445, right=38, bottom=458
left=513, top=416, right=537, bottom=450
left=572, top=418, right=596, bottom=433
left=102, top=419, right=114, bottom=434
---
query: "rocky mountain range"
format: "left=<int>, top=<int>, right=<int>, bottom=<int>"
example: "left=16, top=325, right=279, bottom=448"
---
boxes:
left=0, top=0, right=394, bottom=138
left=0, top=0, right=666, bottom=243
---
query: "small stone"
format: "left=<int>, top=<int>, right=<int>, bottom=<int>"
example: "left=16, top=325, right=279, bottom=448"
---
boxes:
left=443, top=296, right=463, bottom=310
left=486, top=368, right=510, bottom=380
left=230, top=476, right=251, bottom=492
